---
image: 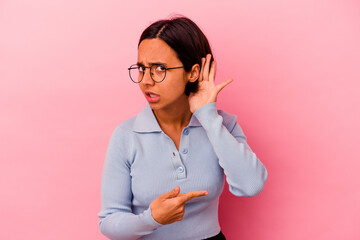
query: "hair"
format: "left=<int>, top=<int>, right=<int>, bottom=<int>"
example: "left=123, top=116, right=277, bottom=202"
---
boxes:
left=138, top=16, right=213, bottom=96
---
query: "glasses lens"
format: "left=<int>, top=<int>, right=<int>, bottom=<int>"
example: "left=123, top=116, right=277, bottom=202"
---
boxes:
left=151, top=65, right=166, bottom=82
left=129, top=65, right=142, bottom=83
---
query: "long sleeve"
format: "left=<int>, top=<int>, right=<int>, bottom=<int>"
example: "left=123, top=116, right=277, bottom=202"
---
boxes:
left=98, top=126, right=163, bottom=240
left=193, top=102, right=268, bottom=197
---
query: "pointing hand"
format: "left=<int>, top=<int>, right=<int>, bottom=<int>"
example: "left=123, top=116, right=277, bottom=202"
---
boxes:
left=150, top=186, right=208, bottom=225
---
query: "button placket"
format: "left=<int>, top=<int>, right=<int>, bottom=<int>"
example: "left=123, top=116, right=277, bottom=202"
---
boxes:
left=168, top=143, right=186, bottom=179
left=175, top=128, right=189, bottom=179
left=166, top=129, right=190, bottom=179
left=172, top=151, right=186, bottom=179
left=180, top=128, right=190, bottom=157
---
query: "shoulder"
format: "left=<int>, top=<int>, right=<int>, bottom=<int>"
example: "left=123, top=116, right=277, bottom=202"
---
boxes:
left=114, top=116, right=137, bottom=133
left=105, top=116, right=138, bottom=163
left=108, top=116, right=137, bottom=149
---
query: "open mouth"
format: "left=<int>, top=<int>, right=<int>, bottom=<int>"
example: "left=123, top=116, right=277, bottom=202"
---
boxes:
left=146, top=93, right=159, bottom=98
left=145, top=91, right=159, bottom=98
left=144, top=91, right=160, bottom=102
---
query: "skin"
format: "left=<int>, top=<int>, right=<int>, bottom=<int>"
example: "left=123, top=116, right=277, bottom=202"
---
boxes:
left=137, top=38, right=233, bottom=225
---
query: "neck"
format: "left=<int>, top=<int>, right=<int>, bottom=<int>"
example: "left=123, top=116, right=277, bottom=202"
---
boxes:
left=152, top=96, right=192, bottom=130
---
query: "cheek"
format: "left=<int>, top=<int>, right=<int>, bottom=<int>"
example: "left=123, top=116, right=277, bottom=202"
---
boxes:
left=173, top=73, right=188, bottom=89
left=164, top=79, right=187, bottom=95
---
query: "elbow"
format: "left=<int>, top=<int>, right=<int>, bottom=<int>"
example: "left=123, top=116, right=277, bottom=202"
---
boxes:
left=247, top=167, right=268, bottom=197
left=250, top=168, right=268, bottom=197
left=230, top=168, right=268, bottom=197
left=245, top=179, right=266, bottom=197
left=230, top=182, right=265, bottom=197
left=99, top=219, right=116, bottom=240
left=245, top=162, right=268, bottom=197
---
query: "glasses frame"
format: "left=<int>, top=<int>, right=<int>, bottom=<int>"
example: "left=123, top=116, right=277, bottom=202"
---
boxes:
left=128, top=64, right=184, bottom=83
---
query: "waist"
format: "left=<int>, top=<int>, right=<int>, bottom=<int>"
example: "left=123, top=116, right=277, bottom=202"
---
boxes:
left=203, top=231, right=226, bottom=240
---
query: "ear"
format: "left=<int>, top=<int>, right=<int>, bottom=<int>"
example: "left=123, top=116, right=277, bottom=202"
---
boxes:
left=187, top=64, right=200, bottom=83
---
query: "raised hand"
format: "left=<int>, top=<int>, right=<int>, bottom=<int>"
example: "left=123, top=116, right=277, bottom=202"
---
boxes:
left=188, top=54, right=233, bottom=113
left=150, top=186, right=208, bottom=225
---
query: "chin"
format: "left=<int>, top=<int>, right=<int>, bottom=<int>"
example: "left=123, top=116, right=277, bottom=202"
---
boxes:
left=147, top=101, right=162, bottom=110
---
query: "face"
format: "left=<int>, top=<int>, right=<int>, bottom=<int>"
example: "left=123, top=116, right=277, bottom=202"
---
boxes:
left=137, top=38, right=192, bottom=111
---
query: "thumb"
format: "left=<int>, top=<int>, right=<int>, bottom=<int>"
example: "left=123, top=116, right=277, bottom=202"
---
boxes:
left=164, top=186, right=180, bottom=199
left=216, top=78, right=233, bottom=92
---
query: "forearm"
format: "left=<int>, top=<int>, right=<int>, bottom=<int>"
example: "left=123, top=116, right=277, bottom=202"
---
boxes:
left=194, top=103, right=268, bottom=197
left=99, top=207, right=162, bottom=240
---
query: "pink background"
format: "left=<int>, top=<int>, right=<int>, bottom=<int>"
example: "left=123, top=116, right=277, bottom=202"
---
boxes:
left=1, top=0, right=360, bottom=239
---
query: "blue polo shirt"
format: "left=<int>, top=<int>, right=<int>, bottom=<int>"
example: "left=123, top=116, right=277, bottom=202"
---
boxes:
left=98, top=102, right=268, bottom=240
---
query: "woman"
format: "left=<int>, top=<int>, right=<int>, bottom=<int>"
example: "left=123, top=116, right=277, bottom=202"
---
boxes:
left=98, top=16, right=268, bottom=240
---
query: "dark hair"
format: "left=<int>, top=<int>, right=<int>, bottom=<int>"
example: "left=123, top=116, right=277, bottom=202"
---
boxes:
left=138, top=16, right=213, bottom=96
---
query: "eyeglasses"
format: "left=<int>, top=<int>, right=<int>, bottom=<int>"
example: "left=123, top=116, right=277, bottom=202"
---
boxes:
left=128, top=64, right=184, bottom=83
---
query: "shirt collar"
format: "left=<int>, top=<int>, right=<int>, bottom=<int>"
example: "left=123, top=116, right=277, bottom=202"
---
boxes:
left=132, top=104, right=201, bottom=133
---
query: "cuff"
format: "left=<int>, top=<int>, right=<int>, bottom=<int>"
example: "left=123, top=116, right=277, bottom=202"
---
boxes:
left=193, top=102, right=220, bottom=126
left=140, top=207, right=164, bottom=229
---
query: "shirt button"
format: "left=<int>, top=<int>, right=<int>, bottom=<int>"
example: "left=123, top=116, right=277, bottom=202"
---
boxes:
left=177, top=166, right=184, bottom=173
left=183, top=129, right=189, bottom=135
left=182, top=148, right=188, bottom=154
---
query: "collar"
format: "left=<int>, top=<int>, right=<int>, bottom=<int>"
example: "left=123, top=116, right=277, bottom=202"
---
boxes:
left=132, top=104, right=201, bottom=133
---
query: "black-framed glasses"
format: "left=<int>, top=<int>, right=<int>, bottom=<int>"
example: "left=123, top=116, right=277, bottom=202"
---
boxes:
left=128, top=64, right=184, bottom=83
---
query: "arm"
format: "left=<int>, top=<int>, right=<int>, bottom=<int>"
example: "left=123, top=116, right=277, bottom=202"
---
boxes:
left=98, top=127, right=163, bottom=240
left=188, top=54, right=267, bottom=197
left=194, top=102, right=268, bottom=197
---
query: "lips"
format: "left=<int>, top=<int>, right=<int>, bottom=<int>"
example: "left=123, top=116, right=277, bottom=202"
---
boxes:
left=144, top=91, right=160, bottom=103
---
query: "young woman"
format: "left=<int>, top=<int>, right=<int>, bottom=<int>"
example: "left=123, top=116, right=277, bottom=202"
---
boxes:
left=98, top=16, right=268, bottom=240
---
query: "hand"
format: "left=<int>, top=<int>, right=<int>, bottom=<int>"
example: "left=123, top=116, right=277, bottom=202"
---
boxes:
left=149, top=186, right=208, bottom=225
left=188, top=54, right=233, bottom=113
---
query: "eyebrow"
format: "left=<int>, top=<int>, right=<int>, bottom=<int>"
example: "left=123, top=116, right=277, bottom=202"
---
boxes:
left=136, top=61, right=168, bottom=66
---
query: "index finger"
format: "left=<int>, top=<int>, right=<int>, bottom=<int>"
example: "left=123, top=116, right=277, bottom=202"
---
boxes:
left=178, top=190, right=208, bottom=203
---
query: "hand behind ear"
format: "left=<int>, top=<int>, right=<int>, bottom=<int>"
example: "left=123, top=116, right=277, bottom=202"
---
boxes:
left=188, top=54, right=233, bottom=113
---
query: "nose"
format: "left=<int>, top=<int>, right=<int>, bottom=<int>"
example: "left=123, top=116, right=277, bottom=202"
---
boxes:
left=141, top=68, right=155, bottom=85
